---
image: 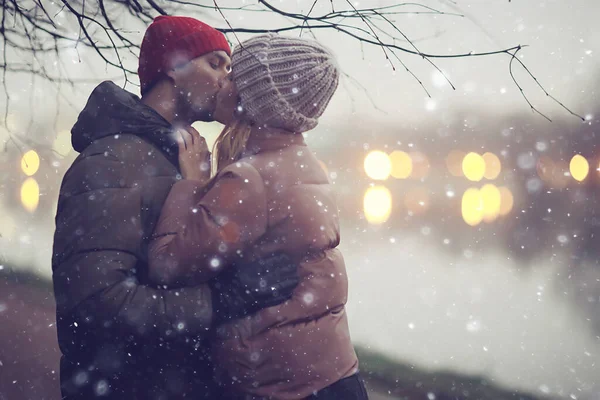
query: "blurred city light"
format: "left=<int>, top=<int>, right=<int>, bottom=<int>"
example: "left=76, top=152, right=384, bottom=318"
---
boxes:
left=482, top=152, right=502, bottom=180
left=20, top=150, right=40, bottom=176
left=462, top=152, right=485, bottom=182
left=364, top=151, right=392, bottom=180
left=364, top=185, right=392, bottom=224
left=480, top=184, right=502, bottom=223
left=498, top=186, right=514, bottom=216
left=570, top=154, right=589, bottom=182
left=461, top=188, right=483, bottom=226
left=389, top=150, right=412, bottom=179
left=21, top=177, right=40, bottom=213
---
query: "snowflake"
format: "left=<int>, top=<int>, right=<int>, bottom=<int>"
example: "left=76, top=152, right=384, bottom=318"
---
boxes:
left=94, top=380, right=110, bottom=396
left=303, top=292, right=315, bottom=305
left=557, top=235, right=569, bottom=244
left=210, top=258, right=221, bottom=269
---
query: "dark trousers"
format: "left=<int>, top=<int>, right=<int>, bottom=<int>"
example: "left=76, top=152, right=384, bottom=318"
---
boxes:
left=225, top=373, right=369, bottom=400
left=308, top=373, right=369, bottom=400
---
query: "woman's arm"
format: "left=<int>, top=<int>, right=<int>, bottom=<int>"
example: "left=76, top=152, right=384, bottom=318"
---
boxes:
left=148, top=162, right=268, bottom=286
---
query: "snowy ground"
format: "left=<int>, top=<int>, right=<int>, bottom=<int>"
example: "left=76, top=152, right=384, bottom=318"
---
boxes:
left=341, top=229, right=600, bottom=400
left=369, top=392, right=395, bottom=400
left=2, top=216, right=599, bottom=399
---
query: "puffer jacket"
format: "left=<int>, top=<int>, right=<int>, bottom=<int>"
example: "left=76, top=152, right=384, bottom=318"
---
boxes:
left=53, top=82, right=301, bottom=400
left=52, top=81, right=218, bottom=399
left=148, top=129, right=358, bottom=399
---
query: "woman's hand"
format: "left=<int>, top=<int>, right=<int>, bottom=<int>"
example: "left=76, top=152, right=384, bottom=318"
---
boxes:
left=176, top=126, right=211, bottom=183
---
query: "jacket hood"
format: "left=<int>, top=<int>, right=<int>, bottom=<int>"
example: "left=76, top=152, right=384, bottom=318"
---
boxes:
left=71, top=81, right=178, bottom=160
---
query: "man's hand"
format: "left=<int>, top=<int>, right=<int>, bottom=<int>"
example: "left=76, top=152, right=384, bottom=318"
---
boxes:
left=210, top=253, right=299, bottom=324
left=176, top=126, right=211, bottom=183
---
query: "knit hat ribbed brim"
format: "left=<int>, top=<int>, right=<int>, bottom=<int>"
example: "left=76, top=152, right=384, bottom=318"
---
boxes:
left=231, top=34, right=339, bottom=133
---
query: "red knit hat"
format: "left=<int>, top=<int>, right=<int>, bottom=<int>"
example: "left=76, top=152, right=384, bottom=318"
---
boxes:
left=138, top=15, right=231, bottom=95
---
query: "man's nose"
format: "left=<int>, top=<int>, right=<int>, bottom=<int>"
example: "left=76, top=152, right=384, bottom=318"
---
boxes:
left=218, top=71, right=231, bottom=88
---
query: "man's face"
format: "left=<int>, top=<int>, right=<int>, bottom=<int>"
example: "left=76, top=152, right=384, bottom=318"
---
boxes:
left=214, top=74, right=239, bottom=125
left=168, top=50, right=231, bottom=122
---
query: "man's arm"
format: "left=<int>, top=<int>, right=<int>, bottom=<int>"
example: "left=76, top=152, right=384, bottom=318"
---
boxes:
left=52, top=150, right=214, bottom=359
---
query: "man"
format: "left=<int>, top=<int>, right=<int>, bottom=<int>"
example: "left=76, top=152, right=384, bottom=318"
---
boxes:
left=52, top=16, right=298, bottom=399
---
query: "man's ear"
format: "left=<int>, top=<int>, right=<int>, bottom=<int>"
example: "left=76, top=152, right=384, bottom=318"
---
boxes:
left=166, top=59, right=194, bottom=85
left=165, top=68, right=179, bottom=84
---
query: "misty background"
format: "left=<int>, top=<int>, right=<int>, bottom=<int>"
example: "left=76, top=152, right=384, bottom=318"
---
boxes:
left=1, top=0, right=600, bottom=399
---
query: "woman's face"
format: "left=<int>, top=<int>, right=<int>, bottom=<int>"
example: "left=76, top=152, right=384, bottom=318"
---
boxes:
left=214, top=74, right=239, bottom=125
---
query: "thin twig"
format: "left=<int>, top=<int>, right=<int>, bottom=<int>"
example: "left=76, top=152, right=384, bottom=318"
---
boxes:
left=374, top=10, right=455, bottom=90
left=508, top=47, right=584, bottom=121
left=212, top=0, right=242, bottom=48
left=299, top=0, right=319, bottom=37
left=508, top=46, right=551, bottom=121
left=342, top=71, right=387, bottom=114
left=0, top=0, right=583, bottom=124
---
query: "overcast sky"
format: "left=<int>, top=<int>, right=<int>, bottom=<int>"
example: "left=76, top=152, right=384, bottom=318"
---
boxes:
left=2, top=0, right=599, bottom=145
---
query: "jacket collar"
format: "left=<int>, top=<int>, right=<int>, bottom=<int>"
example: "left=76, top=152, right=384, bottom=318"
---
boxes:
left=71, top=81, right=179, bottom=165
left=243, top=128, right=307, bottom=157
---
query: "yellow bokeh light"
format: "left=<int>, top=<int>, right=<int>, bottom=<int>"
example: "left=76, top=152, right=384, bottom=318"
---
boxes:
left=21, top=177, right=40, bottom=213
left=364, top=186, right=392, bottom=224
left=480, top=184, right=501, bottom=223
left=409, top=152, right=430, bottom=180
left=462, top=152, right=485, bottom=182
left=446, top=150, right=466, bottom=177
left=498, top=186, right=514, bottom=216
left=482, top=152, right=501, bottom=180
left=364, top=151, right=392, bottom=180
left=570, top=154, right=589, bottom=182
left=461, top=188, right=483, bottom=226
left=21, top=150, right=40, bottom=176
left=389, top=151, right=412, bottom=179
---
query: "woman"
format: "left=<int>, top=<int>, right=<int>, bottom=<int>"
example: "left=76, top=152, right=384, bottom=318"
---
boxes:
left=148, top=34, right=367, bottom=399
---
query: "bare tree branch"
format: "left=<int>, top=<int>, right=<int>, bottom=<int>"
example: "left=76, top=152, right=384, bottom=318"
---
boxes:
left=0, top=0, right=583, bottom=147
left=508, top=46, right=584, bottom=122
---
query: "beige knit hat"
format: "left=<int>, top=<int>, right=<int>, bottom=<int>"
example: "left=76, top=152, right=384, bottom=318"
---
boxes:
left=231, top=33, right=339, bottom=133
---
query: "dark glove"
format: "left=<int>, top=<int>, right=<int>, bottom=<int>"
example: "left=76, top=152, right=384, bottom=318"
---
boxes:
left=210, top=252, right=299, bottom=325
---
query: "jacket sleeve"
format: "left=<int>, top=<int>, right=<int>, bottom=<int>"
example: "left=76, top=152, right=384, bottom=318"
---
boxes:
left=147, top=162, right=268, bottom=286
left=52, top=149, right=214, bottom=360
